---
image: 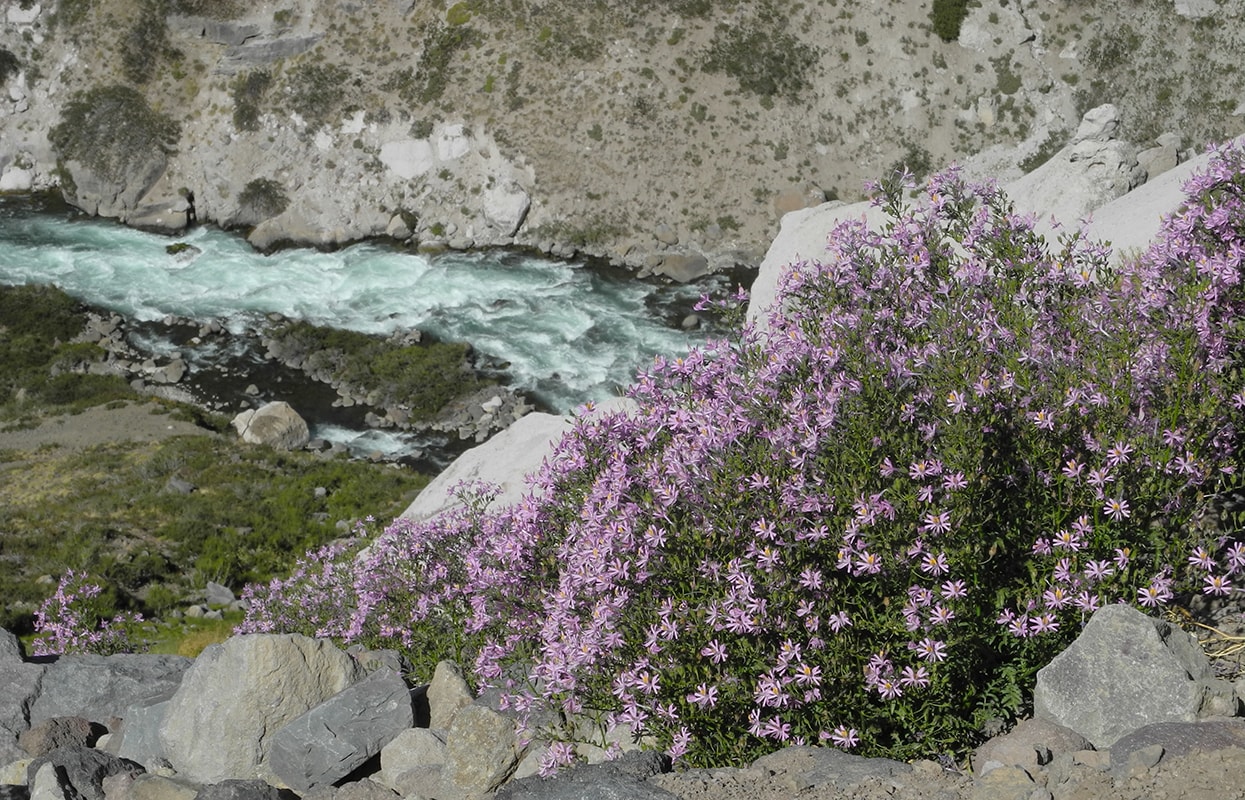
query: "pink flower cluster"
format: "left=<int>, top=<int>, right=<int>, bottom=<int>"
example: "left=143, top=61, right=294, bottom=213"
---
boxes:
left=240, top=143, right=1245, bottom=768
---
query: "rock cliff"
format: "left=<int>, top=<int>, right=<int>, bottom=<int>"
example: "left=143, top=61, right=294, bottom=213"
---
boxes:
left=1, top=0, right=1242, bottom=273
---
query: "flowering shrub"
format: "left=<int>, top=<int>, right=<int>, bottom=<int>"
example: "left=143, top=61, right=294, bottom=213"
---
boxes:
left=242, top=143, right=1245, bottom=769
left=33, top=570, right=144, bottom=656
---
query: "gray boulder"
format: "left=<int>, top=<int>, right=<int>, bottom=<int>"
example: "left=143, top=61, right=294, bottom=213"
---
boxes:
left=1034, top=604, right=1239, bottom=748
left=443, top=704, right=528, bottom=797
left=231, top=401, right=310, bottom=451
left=26, top=746, right=142, bottom=800
left=160, top=634, right=364, bottom=784
left=125, top=774, right=200, bottom=800
left=749, top=746, right=912, bottom=793
left=1108, top=719, right=1245, bottom=767
left=192, top=781, right=284, bottom=800
left=377, top=728, right=447, bottom=796
left=268, top=667, right=414, bottom=791
left=426, top=661, right=473, bottom=732
left=62, top=154, right=168, bottom=221
left=972, top=717, right=1091, bottom=776
left=29, top=653, right=191, bottom=728
left=0, top=629, right=46, bottom=764
left=114, top=691, right=178, bottom=769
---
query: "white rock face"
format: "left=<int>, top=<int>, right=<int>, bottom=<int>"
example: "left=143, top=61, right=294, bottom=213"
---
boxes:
left=379, top=139, right=436, bottom=180
left=744, top=200, right=887, bottom=329
left=1005, top=105, right=1145, bottom=238
left=401, top=396, right=635, bottom=522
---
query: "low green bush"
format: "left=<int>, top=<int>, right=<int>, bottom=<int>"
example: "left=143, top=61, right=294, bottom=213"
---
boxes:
left=0, top=49, right=19, bottom=85
left=930, top=0, right=969, bottom=42
left=701, top=22, right=818, bottom=99
left=231, top=69, right=272, bottom=132
left=49, top=85, right=180, bottom=181
left=237, top=177, right=289, bottom=220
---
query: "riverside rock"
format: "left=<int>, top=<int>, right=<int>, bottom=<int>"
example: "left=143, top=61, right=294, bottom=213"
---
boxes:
left=268, top=667, right=414, bottom=792
left=159, top=634, right=364, bottom=784
left=230, top=401, right=310, bottom=451
left=1033, top=604, right=1239, bottom=748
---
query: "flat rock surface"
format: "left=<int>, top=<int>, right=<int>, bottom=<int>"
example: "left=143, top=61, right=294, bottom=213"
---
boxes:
left=0, top=402, right=213, bottom=454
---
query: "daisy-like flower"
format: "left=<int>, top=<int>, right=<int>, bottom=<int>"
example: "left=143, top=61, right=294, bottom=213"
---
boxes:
left=912, top=637, right=947, bottom=662
left=700, top=639, right=727, bottom=664
left=1188, top=546, right=1215, bottom=571
left=920, top=551, right=950, bottom=575
left=1029, top=613, right=1059, bottom=634
left=1103, top=497, right=1131, bottom=521
left=1204, top=574, right=1233, bottom=597
left=899, top=665, right=930, bottom=688
left=1105, top=441, right=1134, bottom=466
left=830, top=726, right=860, bottom=749
left=945, top=390, right=967, bottom=414
left=686, top=683, right=719, bottom=709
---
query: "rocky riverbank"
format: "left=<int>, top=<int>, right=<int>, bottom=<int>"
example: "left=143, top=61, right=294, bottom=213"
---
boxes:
left=3, top=602, right=1245, bottom=800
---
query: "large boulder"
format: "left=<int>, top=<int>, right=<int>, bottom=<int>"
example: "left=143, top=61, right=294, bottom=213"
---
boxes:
left=231, top=401, right=310, bottom=451
left=443, top=704, right=529, bottom=798
left=268, top=667, right=414, bottom=791
left=159, top=634, right=364, bottom=784
left=29, top=653, right=191, bottom=728
left=1033, top=604, right=1239, bottom=748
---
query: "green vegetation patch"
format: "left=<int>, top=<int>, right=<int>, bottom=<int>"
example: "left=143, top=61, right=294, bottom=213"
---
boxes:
left=283, top=60, right=356, bottom=132
left=49, top=85, right=180, bottom=182
left=231, top=69, right=272, bottom=132
left=930, top=0, right=969, bottom=42
left=0, top=49, right=19, bottom=85
left=121, top=0, right=173, bottom=85
left=0, top=434, right=428, bottom=633
left=701, top=21, right=818, bottom=99
left=237, top=177, right=289, bottom=221
left=266, top=321, right=490, bottom=421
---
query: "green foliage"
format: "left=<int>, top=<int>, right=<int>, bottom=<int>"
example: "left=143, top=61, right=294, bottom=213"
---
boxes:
left=121, top=0, right=172, bottom=85
left=231, top=69, right=272, bottom=132
left=265, top=321, right=489, bottom=420
left=414, top=23, right=481, bottom=104
left=1084, top=24, right=1142, bottom=72
left=1, top=432, right=429, bottom=633
left=51, top=0, right=92, bottom=28
left=702, top=21, right=818, bottom=99
left=0, top=49, right=20, bottom=85
left=446, top=1, right=475, bottom=26
left=887, top=142, right=935, bottom=182
left=49, top=85, right=180, bottom=182
left=237, top=177, right=289, bottom=220
left=283, top=60, right=355, bottom=132
left=930, top=0, right=969, bottom=42
left=1019, top=131, right=1067, bottom=174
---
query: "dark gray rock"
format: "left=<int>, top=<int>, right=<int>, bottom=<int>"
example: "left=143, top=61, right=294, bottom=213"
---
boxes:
left=0, top=628, right=46, bottom=764
left=19, top=717, right=103, bottom=757
left=268, top=667, right=414, bottom=791
left=30, top=654, right=192, bottom=727
left=25, top=746, right=143, bottom=800
left=0, top=785, right=30, bottom=800
left=1108, top=719, right=1245, bottom=766
left=1034, top=604, right=1239, bottom=748
left=496, top=751, right=675, bottom=800
left=192, top=781, right=284, bottom=800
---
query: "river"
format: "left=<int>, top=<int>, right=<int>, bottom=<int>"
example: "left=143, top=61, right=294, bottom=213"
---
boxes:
left=0, top=194, right=738, bottom=465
